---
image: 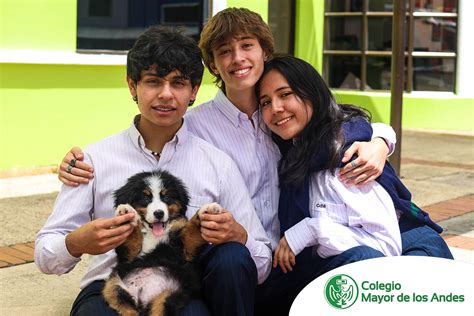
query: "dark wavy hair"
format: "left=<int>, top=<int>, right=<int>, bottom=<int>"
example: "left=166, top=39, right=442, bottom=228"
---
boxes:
left=256, top=55, right=371, bottom=187
left=127, top=26, right=204, bottom=88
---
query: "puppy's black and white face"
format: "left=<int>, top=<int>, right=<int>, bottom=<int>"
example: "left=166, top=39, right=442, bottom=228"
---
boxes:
left=114, top=170, right=189, bottom=237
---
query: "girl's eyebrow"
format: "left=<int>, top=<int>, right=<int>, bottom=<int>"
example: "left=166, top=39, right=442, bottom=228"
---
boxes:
left=259, top=86, right=290, bottom=100
left=273, top=86, right=291, bottom=94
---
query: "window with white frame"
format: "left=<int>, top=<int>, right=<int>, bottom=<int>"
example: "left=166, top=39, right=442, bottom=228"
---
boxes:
left=323, top=0, right=458, bottom=92
left=77, top=0, right=210, bottom=52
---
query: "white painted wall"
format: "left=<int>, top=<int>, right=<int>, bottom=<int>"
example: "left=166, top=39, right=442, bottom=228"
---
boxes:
left=456, top=0, right=474, bottom=96
left=212, top=0, right=228, bottom=16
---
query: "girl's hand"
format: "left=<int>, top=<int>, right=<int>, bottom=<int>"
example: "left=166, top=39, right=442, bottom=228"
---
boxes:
left=273, top=236, right=296, bottom=273
left=339, top=138, right=389, bottom=186
left=58, top=147, right=94, bottom=186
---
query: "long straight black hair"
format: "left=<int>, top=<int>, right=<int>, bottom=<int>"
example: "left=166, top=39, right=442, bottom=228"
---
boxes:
left=256, top=55, right=371, bottom=187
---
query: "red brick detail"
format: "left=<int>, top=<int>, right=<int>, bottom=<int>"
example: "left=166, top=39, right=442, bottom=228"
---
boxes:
left=0, top=260, right=11, bottom=268
left=442, top=235, right=474, bottom=250
left=11, top=243, right=35, bottom=257
left=0, top=247, right=33, bottom=262
left=402, top=158, right=474, bottom=170
left=423, top=195, right=474, bottom=222
left=0, top=251, right=26, bottom=265
left=0, top=243, right=36, bottom=268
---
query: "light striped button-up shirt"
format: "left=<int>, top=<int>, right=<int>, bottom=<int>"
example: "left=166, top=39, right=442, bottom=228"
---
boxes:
left=285, top=169, right=402, bottom=258
left=186, top=91, right=282, bottom=249
left=186, top=90, right=396, bottom=250
left=35, top=117, right=272, bottom=287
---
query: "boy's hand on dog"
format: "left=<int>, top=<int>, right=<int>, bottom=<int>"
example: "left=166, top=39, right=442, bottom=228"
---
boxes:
left=273, top=236, right=296, bottom=273
left=115, top=204, right=140, bottom=227
left=198, top=203, right=248, bottom=245
left=65, top=213, right=135, bottom=258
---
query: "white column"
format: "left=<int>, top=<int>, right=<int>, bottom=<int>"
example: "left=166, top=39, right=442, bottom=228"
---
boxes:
left=456, top=0, right=474, bottom=96
left=212, top=0, right=228, bottom=16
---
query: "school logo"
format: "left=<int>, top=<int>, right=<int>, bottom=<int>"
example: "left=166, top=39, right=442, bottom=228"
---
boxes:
left=324, top=274, right=359, bottom=309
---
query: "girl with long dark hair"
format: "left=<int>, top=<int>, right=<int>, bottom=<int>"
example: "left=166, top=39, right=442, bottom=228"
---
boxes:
left=257, top=55, right=451, bottom=274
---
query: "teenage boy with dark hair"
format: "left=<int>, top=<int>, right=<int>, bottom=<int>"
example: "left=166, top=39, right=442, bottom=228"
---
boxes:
left=35, top=26, right=271, bottom=316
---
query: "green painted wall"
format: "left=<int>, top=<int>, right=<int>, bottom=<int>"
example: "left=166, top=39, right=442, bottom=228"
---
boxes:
left=1, top=64, right=133, bottom=169
left=0, top=63, right=218, bottom=170
left=228, top=0, right=268, bottom=18
left=1, top=0, right=76, bottom=50
left=0, top=0, right=472, bottom=171
left=333, top=91, right=474, bottom=132
left=294, top=0, right=324, bottom=71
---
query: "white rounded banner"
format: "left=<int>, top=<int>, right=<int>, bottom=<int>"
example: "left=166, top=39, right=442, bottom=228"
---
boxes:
left=290, top=256, right=473, bottom=315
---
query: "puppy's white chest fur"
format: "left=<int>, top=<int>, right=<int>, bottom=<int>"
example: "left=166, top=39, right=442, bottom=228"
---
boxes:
left=140, top=228, right=170, bottom=256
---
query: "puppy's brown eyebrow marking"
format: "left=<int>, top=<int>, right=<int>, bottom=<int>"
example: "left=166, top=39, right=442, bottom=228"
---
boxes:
left=143, top=189, right=151, bottom=196
left=168, top=203, right=182, bottom=216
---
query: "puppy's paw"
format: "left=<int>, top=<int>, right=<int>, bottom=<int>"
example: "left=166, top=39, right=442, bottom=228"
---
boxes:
left=198, top=203, right=224, bottom=217
left=115, top=204, right=139, bottom=226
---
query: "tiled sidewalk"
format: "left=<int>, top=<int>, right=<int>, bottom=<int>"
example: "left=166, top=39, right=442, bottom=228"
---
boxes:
left=1, top=195, right=472, bottom=269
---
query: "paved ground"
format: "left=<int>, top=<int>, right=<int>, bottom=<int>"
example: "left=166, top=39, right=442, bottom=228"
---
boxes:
left=0, top=130, right=473, bottom=315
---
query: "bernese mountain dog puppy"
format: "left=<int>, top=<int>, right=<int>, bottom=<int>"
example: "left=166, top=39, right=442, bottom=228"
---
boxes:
left=102, top=170, right=222, bottom=316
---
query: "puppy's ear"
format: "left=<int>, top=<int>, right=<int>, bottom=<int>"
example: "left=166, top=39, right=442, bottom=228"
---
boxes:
left=114, top=172, right=148, bottom=207
left=159, top=170, right=189, bottom=214
left=174, top=179, right=189, bottom=214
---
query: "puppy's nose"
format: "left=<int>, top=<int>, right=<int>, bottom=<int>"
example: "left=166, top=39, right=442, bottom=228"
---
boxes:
left=154, top=210, right=165, bottom=219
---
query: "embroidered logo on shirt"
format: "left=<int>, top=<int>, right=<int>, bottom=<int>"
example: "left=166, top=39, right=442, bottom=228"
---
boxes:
left=316, top=203, right=326, bottom=208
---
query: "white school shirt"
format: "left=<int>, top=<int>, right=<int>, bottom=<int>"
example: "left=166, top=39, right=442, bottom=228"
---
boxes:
left=186, top=90, right=397, bottom=250
left=284, top=169, right=402, bottom=258
left=35, top=117, right=272, bottom=287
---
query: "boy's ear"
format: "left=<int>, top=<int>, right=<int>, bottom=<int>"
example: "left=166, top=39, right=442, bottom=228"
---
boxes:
left=127, top=77, right=137, bottom=97
left=209, top=63, right=219, bottom=76
left=191, top=85, right=200, bottom=100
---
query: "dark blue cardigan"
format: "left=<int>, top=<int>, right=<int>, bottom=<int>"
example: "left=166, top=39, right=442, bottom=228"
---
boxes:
left=277, top=117, right=442, bottom=245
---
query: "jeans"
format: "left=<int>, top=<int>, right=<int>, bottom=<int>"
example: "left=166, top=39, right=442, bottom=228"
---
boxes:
left=399, top=217, right=453, bottom=258
left=198, top=242, right=258, bottom=316
left=255, top=245, right=385, bottom=316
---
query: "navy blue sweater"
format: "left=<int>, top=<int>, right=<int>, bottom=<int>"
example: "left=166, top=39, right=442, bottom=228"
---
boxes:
left=277, top=117, right=442, bottom=248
